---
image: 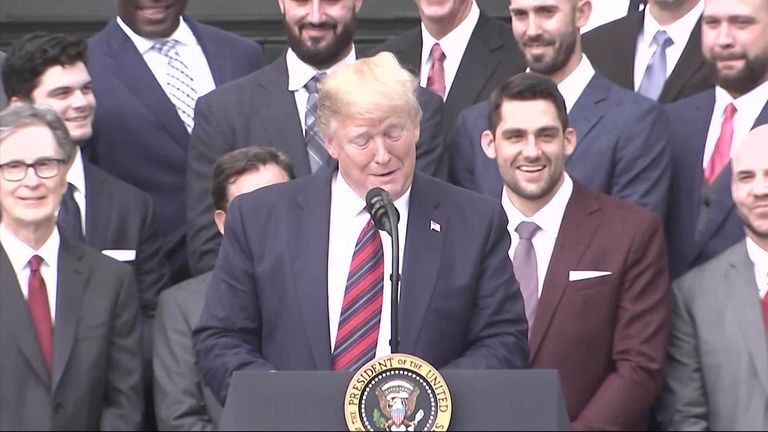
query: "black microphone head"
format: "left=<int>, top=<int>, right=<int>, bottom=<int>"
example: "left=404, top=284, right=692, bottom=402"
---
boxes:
left=365, top=187, right=396, bottom=234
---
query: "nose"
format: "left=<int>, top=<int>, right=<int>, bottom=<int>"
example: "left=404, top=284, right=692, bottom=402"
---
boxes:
left=70, top=91, right=89, bottom=109
left=754, top=174, right=768, bottom=196
left=714, top=22, right=735, bottom=48
left=19, top=166, right=43, bottom=187
left=372, top=137, right=393, bottom=165
left=526, top=14, right=543, bottom=37
left=521, top=134, right=541, bottom=158
left=308, top=0, right=323, bottom=23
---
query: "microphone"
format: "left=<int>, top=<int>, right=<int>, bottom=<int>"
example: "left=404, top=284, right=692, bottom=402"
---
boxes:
left=364, top=187, right=402, bottom=354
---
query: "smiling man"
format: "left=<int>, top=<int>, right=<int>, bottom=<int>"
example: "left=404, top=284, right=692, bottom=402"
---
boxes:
left=192, top=53, right=529, bottom=405
left=482, top=72, right=670, bottom=430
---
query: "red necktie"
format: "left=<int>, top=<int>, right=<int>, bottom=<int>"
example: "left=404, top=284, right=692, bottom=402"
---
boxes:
left=705, top=103, right=737, bottom=184
left=426, top=43, right=446, bottom=99
left=762, top=293, right=768, bottom=336
left=27, top=255, right=53, bottom=372
left=332, top=219, right=384, bottom=371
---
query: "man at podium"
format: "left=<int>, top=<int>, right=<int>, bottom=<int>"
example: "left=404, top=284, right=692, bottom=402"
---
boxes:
left=193, top=52, right=529, bottom=405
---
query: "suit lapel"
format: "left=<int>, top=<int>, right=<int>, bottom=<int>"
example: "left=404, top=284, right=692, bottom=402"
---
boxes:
left=188, top=18, right=231, bottom=86
left=399, top=174, right=444, bottom=353
left=726, top=244, right=768, bottom=394
left=51, top=239, right=88, bottom=391
left=613, top=13, right=643, bottom=90
left=288, top=169, right=334, bottom=369
left=529, top=183, right=601, bottom=360
left=394, top=28, right=423, bottom=77
left=83, top=163, right=110, bottom=243
left=660, top=19, right=708, bottom=103
left=0, top=247, right=50, bottom=385
left=568, top=74, right=609, bottom=153
left=104, top=20, right=189, bottom=150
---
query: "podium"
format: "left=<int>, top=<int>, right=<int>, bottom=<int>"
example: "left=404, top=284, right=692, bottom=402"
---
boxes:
left=220, top=369, right=570, bottom=430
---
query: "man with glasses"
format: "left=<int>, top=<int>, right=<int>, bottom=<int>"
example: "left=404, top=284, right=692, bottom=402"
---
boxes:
left=0, top=104, right=143, bottom=430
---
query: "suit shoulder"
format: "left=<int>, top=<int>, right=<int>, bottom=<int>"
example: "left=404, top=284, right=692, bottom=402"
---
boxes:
left=160, top=272, right=211, bottom=304
left=665, top=89, right=714, bottom=115
left=199, top=59, right=280, bottom=105
left=674, top=242, right=745, bottom=294
left=86, top=164, right=152, bottom=204
left=582, top=183, right=661, bottom=226
left=371, top=27, right=420, bottom=56
left=190, top=19, right=263, bottom=54
left=583, top=14, right=631, bottom=43
left=458, top=100, right=490, bottom=122
left=420, top=174, right=500, bottom=211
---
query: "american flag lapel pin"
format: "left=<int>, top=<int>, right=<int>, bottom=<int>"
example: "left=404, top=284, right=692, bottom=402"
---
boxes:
left=430, top=220, right=441, bottom=232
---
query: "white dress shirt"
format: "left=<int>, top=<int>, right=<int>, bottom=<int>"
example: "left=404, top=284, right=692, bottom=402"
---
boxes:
left=745, top=237, right=768, bottom=300
left=558, top=55, right=596, bottom=113
left=419, top=0, right=481, bottom=100
left=64, top=147, right=87, bottom=235
left=500, top=174, right=574, bottom=297
left=116, top=16, right=216, bottom=101
left=702, top=81, right=768, bottom=169
left=582, top=0, right=633, bottom=33
left=633, top=1, right=703, bottom=91
left=286, top=47, right=357, bottom=133
left=0, top=224, right=60, bottom=322
left=327, top=173, right=410, bottom=358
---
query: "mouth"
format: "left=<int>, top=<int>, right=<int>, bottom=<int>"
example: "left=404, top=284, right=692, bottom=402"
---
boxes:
left=517, top=165, right=545, bottom=173
left=138, top=5, right=172, bottom=20
left=65, top=114, right=91, bottom=124
left=18, top=196, right=46, bottom=203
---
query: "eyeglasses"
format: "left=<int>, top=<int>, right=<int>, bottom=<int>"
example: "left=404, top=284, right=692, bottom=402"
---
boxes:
left=0, top=159, right=67, bottom=182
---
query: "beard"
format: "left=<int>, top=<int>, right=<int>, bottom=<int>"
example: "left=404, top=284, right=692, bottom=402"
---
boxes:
left=283, top=10, right=357, bottom=69
left=710, top=49, right=768, bottom=96
left=522, top=29, right=578, bottom=76
left=504, top=159, right=564, bottom=202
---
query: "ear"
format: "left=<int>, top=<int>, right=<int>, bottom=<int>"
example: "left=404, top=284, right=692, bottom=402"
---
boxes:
left=480, top=130, right=497, bottom=160
left=575, top=0, right=592, bottom=29
left=324, top=134, right=339, bottom=160
left=354, top=0, right=364, bottom=13
left=214, top=209, right=227, bottom=235
left=8, top=96, right=21, bottom=105
left=563, top=127, right=577, bottom=156
left=277, top=0, right=286, bottom=14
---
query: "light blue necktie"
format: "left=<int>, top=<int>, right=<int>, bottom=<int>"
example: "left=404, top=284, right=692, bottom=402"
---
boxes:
left=153, top=39, right=197, bottom=133
left=637, top=30, right=674, bottom=101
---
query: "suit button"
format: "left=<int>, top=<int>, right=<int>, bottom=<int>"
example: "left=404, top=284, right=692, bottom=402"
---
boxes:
left=54, top=402, right=64, bottom=412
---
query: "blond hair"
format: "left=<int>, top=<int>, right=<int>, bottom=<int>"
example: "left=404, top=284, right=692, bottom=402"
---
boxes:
left=317, top=52, right=422, bottom=139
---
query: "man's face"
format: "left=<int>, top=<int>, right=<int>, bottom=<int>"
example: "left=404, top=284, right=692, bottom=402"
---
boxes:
left=414, top=0, right=473, bottom=26
left=0, top=125, right=68, bottom=235
left=115, top=0, right=188, bottom=39
left=508, top=0, right=587, bottom=76
left=28, top=62, right=96, bottom=142
left=481, top=98, right=574, bottom=208
left=325, top=111, right=419, bottom=201
left=702, top=0, right=768, bottom=96
left=278, top=0, right=362, bottom=69
left=732, top=127, right=768, bottom=243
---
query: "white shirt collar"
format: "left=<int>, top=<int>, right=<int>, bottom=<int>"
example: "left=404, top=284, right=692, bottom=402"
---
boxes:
left=116, top=15, right=199, bottom=55
left=66, top=147, right=86, bottom=195
left=420, top=0, right=481, bottom=68
left=642, top=1, right=703, bottom=50
left=331, top=170, right=412, bottom=220
left=714, top=79, right=768, bottom=127
left=558, top=55, right=596, bottom=112
left=501, top=173, right=573, bottom=239
left=745, top=236, right=768, bottom=297
left=0, top=223, right=60, bottom=272
left=286, top=46, right=357, bottom=92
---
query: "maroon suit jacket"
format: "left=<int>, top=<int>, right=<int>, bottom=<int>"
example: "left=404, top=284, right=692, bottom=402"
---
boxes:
left=530, top=181, right=670, bottom=430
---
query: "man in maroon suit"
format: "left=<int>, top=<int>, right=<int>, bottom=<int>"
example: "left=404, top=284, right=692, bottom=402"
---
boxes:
left=480, top=72, right=670, bottom=430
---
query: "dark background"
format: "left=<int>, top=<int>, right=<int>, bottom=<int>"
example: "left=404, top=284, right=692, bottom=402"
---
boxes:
left=0, top=0, right=511, bottom=61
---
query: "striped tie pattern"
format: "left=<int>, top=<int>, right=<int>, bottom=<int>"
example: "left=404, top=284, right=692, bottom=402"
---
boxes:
left=333, top=219, right=384, bottom=371
left=304, top=72, right=329, bottom=173
left=153, top=39, right=197, bottom=133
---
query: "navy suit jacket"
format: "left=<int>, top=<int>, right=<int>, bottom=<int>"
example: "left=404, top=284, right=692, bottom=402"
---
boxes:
left=193, top=169, right=529, bottom=404
left=86, top=18, right=263, bottom=284
left=665, top=90, right=768, bottom=278
left=449, top=72, right=671, bottom=217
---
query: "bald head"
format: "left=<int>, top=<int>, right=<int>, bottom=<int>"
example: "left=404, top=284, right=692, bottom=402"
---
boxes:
left=732, top=124, right=768, bottom=247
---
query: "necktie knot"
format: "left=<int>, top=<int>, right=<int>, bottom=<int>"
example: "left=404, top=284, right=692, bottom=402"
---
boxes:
left=152, top=39, right=180, bottom=57
left=28, top=255, right=43, bottom=272
left=724, top=102, right=737, bottom=119
left=515, top=221, right=540, bottom=241
left=430, top=43, right=445, bottom=63
left=652, top=30, right=673, bottom=51
left=305, top=72, right=327, bottom=95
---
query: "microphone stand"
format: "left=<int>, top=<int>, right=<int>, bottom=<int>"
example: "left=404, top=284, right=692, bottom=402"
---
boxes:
left=386, top=201, right=401, bottom=354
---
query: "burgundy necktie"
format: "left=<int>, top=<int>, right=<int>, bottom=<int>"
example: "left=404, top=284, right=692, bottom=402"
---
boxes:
left=705, top=103, right=736, bottom=184
left=332, top=219, right=384, bottom=371
left=426, top=43, right=446, bottom=99
left=27, top=255, right=53, bottom=372
left=762, top=293, right=767, bottom=337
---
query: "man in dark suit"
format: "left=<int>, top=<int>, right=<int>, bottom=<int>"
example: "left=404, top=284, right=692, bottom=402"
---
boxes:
left=0, top=104, right=143, bottom=430
left=371, top=0, right=526, bottom=132
left=665, top=0, right=768, bottom=278
left=193, top=53, right=529, bottom=405
left=154, top=147, right=294, bottom=431
left=583, top=0, right=715, bottom=103
left=187, top=0, right=446, bottom=276
left=450, top=0, right=670, bottom=217
left=86, top=0, right=264, bottom=285
left=481, top=72, right=669, bottom=430
left=0, top=51, right=6, bottom=109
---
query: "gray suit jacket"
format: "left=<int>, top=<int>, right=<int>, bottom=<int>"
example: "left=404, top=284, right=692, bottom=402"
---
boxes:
left=0, top=51, right=7, bottom=109
left=0, top=238, right=143, bottom=430
left=658, top=241, right=768, bottom=431
left=154, top=272, right=221, bottom=431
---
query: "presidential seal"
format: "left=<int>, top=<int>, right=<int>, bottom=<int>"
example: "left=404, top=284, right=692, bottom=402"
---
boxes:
left=343, top=354, right=451, bottom=431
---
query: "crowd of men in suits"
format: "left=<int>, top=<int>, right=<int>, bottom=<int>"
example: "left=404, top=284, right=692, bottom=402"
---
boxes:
left=0, top=0, right=766, bottom=430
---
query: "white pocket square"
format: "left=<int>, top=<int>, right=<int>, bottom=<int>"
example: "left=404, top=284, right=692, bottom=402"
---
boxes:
left=569, top=270, right=611, bottom=281
left=101, top=249, right=136, bottom=262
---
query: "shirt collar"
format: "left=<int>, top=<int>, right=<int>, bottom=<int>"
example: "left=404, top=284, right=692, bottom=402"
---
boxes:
left=65, top=147, right=86, bottom=195
left=501, top=173, right=573, bottom=239
left=286, top=46, right=357, bottom=92
left=558, top=55, right=596, bottom=112
left=420, top=0, right=481, bottom=68
left=0, top=223, right=60, bottom=272
left=642, top=1, right=703, bottom=50
left=331, top=170, right=412, bottom=221
left=116, top=15, right=198, bottom=55
left=714, top=79, right=768, bottom=125
left=745, top=236, right=768, bottom=275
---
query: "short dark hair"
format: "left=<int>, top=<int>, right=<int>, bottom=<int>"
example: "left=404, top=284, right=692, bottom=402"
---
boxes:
left=487, top=72, right=569, bottom=134
left=2, top=33, right=88, bottom=101
left=211, top=146, right=296, bottom=211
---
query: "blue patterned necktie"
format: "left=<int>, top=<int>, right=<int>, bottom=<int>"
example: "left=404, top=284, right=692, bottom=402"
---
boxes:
left=637, top=30, right=674, bottom=101
left=153, top=39, right=197, bottom=133
left=304, top=72, right=329, bottom=173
